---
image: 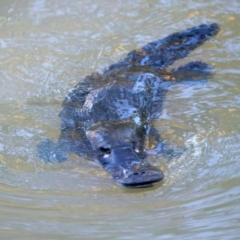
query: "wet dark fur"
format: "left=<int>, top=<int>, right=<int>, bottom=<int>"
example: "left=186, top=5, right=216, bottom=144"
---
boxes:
left=38, top=23, right=219, bottom=187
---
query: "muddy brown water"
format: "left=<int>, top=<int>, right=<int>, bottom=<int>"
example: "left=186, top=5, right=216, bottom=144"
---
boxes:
left=0, top=0, right=240, bottom=239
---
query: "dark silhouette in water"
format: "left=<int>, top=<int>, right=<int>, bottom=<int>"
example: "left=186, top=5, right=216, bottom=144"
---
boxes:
left=38, top=23, right=219, bottom=187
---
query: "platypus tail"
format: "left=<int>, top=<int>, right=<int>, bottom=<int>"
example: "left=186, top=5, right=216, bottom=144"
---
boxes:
left=108, top=23, right=220, bottom=71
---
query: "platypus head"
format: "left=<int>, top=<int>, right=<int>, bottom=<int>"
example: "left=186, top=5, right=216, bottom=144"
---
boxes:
left=86, top=120, right=164, bottom=187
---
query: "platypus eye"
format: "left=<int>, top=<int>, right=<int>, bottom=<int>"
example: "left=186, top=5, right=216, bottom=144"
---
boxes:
left=99, top=147, right=111, bottom=158
left=132, top=141, right=140, bottom=153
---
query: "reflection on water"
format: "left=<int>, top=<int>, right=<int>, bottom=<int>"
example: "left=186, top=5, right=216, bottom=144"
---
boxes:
left=0, top=0, right=240, bottom=239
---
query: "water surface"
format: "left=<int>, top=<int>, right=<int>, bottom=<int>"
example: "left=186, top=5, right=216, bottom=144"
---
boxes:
left=0, top=0, right=240, bottom=239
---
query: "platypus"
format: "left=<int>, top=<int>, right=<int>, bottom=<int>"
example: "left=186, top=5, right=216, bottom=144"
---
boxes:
left=38, top=23, right=219, bottom=187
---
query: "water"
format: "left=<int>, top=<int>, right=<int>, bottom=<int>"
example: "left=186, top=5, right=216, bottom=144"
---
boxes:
left=0, top=0, right=240, bottom=239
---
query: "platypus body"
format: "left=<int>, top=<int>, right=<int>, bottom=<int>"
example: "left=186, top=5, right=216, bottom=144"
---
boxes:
left=38, top=23, right=219, bottom=187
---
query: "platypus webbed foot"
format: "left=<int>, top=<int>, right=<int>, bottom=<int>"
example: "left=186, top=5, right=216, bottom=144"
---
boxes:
left=37, top=139, right=67, bottom=163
